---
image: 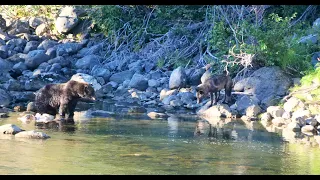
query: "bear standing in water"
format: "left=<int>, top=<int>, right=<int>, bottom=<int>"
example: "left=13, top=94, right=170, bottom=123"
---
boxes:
left=34, top=80, right=96, bottom=120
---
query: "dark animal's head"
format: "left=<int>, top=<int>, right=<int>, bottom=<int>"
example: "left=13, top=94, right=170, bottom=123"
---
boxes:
left=79, top=82, right=96, bottom=101
left=196, top=84, right=207, bottom=104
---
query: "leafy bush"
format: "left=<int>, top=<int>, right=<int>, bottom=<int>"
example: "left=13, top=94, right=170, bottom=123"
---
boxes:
left=208, top=11, right=319, bottom=77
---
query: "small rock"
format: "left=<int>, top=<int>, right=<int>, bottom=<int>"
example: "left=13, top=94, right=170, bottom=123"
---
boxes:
left=147, top=112, right=168, bottom=119
left=0, top=124, right=23, bottom=134
left=0, top=113, right=9, bottom=118
left=15, top=130, right=50, bottom=139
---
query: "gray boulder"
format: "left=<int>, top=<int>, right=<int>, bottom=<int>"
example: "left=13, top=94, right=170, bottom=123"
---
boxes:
left=23, top=41, right=39, bottom=54
left=6, top=19, right=30, bottom=35
left=56, top=42, right=82, bottom=56
left=91, top=65, right=111, bottom=82
left=129, top=73, right=148, bottom=91
left=234, top=66, right=292, bottom=109
left=186, top=68, right=205, bottom=86
left=37, top=39, right=58, bottom=51
left=0, top=58, right=13, bottom=72
left=169, top=66, right=187, bottom=89
left=109, top=70, right=135, bottom=84
left=55, top=6, right=79, bottom=34
left=29, top=17, right=46, bottom=29
left=25, top=50, right=50, bottom=69
left=75, top=55, right=102, bottom=70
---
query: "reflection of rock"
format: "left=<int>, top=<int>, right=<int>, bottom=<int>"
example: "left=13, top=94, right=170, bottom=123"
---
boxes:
left=167, top=115, right=179, bottom=135
left=15, top=130, right=50, bottom=139
left=17, top=114, right=35, bottom=124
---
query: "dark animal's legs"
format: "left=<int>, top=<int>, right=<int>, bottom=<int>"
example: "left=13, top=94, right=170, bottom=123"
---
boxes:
left=210, top=92, right=214, bottom=106
left=213, top=91, right=219, bottom=105
left=223, top=83, right=232, bottom=104
left=66, top=101, right=77, bottom=120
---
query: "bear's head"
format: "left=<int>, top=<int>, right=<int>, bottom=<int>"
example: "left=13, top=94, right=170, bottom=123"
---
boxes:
left=79, top=82, right=96, bottom=101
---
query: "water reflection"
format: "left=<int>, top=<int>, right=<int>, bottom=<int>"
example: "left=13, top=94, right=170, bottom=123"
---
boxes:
left=1, top=110, right=320, bottom=175
left=35, top=119, right=76, bottom=133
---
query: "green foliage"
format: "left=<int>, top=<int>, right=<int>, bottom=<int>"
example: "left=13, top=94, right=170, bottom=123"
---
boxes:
left=0, top=5, right=62, bottom=19
left=299, top=67, right=320, bottom=86
left=84, top=5, right=206, bottom=49
left=208, top=11, right=320, bottom=77
left=208, top=21, right=231, bottom=58
left=157, top=58, right=165, bottom=68
left=290, top=67, right=320, bottom=103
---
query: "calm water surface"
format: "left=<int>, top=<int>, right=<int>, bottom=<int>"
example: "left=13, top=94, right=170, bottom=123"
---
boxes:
left=0, top=104, right=320, bottom=175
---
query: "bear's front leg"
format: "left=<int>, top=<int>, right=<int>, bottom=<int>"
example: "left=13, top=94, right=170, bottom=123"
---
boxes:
left=58, top=103, right=68, bottom=121
left=66, top=100, right=77, bottom=120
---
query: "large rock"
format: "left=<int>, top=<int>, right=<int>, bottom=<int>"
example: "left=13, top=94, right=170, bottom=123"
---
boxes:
left=77, top=42, right=103, bottom=57
left=25, top=50, right=50, bottom=69
left=198, top=104, right=232, bottom=118
left=169, top=66, right=187, bottom=89
left=3, top=79, right=22, bottom=91
left=47, top=56, right=71, bottom=68
left=233, top=66, right=292, bottom=109
left=283, top=97, right=304, bottom=113
left=23, top=41, right=39, bottom=54
left=29, top=17, right=46, bottom=29
left=128, top=73, right=148, bottom=91
left=56, top=42, right=82, bottom=56
left=234, top=95, right=260, bottom=115
left=0, top=58, right=13, bottom=72
left=90, top=65, right=111, bottom=82
left=6, top=19, right=30, bottom=35
left=159, top=89, right=178, bottom=101
left=266, top=106, right=285, bottom=118
left=9, top=91, right=35, bottom=103
left=55, top=6, right=79, bottom=34
left=109, top=70, right=135, bottom=84
left=35, top=23, right=49, bottom=36
left=75, top=55, right=102, bottom=70
left=37, top=39, right=58, bottom=50
left=186, top=68, right=205, bottom=86
left=6, top=38, right=27, bottom=52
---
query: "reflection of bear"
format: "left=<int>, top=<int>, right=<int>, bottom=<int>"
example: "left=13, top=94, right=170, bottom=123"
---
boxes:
left=34, top=80, right=96, bottom=120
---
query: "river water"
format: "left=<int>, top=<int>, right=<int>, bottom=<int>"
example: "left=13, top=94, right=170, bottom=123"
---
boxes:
left=0, top=101, right=320, bottom=175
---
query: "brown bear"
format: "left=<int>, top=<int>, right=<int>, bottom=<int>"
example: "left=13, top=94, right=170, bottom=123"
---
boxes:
left=34, top=80, right=96, bottom=120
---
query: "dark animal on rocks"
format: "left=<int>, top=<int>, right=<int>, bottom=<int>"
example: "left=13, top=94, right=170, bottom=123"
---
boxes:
left=34, top=80, right=96, bottom=120
left=196, top=71, right=232, bottom=106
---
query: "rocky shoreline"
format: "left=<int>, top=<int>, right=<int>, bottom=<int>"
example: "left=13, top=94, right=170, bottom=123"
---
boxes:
left=0, top=6, right=319, bottom=147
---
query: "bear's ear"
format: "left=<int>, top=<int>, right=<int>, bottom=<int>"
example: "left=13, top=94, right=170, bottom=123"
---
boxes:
left=196, top=84, right=203, bottom=92
left=84, top=84, right=89, bottom=91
